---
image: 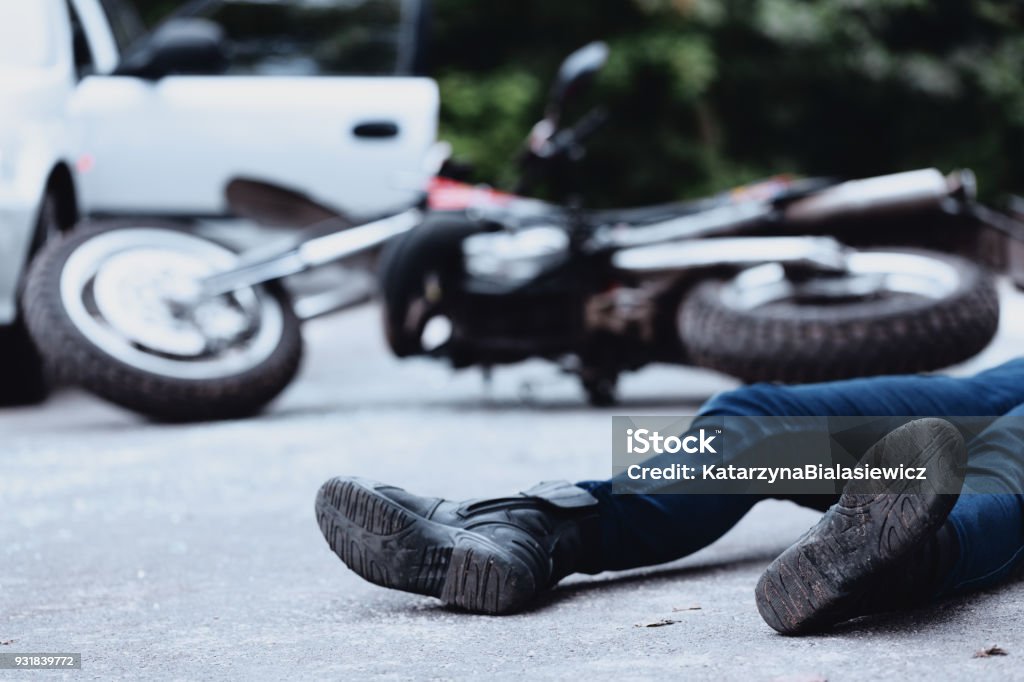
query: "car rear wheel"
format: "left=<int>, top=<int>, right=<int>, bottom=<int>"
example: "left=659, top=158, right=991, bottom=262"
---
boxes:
left=0, top=189, right=68, bottom=406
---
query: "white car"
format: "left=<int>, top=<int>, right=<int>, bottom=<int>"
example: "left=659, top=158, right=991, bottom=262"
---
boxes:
left=0, top=0, right=438, bottom=403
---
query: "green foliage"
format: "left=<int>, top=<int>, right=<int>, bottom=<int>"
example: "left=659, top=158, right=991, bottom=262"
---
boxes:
left=433, top=0, right=1024, bottom=205
left=134, top=0, right=177, bottom=25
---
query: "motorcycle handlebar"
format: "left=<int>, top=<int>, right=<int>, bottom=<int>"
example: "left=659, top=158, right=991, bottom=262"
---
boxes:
left=516, top=108, right=608, bottom=194
left=783, top=168, right=963, bottom=224
left=563, top=107, right=608, bottom=146
left=531, top=107, right=608, bottom=160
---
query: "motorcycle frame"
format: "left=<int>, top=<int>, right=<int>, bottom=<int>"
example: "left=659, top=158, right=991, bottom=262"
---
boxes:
left=194, top=203, right=863, bottom=323
left=196, top=168, right=985, bottom=322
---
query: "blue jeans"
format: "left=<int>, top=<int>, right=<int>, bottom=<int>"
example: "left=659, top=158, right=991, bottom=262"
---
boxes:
left=578, top=358, right=1024, bottom=599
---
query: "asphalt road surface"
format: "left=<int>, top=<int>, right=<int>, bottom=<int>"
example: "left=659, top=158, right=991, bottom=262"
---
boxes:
left=3, top=282, right=1024, bottom=681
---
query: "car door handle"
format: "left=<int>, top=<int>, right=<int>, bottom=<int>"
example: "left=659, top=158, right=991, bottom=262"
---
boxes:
left=352, top=121, right=400, bottom=139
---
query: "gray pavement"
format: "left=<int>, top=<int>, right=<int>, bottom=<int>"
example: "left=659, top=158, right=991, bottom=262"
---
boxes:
left=3, top=284, right=1024, bottom=681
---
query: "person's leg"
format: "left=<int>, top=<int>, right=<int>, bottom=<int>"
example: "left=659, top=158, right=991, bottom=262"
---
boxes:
left=316, top=358, right=1024, bottom=615
left=315, top=477, right=604, bottom=614
left=756, top=418, right=967, bottom=634
left=756, top=406, right=1024, bottom=634
left=704, top=357, right=1024, bottom=418
left=938, top=402, right=1024, bottom=596
left=578, top=358, right=1024, bottom=572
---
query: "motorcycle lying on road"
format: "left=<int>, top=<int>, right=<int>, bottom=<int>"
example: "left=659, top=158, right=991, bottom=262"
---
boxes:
left=24, top=43, right=1021, bottom=421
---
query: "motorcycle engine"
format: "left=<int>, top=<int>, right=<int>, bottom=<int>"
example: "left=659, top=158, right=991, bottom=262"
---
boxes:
left=462, top=226, right=570, bottom=288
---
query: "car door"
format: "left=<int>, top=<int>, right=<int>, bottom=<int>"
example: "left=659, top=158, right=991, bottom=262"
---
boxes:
left=69, top=0, right=438, bottom=220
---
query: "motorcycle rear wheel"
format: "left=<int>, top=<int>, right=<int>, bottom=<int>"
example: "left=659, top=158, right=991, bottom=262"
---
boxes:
left=23, top=222, right=303, bottom=421
left=679, top=249, right=999, bottom=383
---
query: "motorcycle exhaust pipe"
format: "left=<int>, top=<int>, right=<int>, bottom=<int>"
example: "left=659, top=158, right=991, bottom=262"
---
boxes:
left=783, top=168, right=968, bottom=225
left=613, top=236, right=850, bottom=275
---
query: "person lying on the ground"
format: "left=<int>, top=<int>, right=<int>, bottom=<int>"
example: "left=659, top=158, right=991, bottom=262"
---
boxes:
left=314, top=360, right=1024, bottom=635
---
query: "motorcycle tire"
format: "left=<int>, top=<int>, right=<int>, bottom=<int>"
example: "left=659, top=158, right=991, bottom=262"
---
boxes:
left=679, top=249, right=999, bottom=383
left=377, top=211, right=488, bottom=357
left=22, top=221, right=303, bottom=422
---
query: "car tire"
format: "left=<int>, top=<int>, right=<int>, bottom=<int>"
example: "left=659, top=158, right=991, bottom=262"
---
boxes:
left=0, top=320, right=48, bottom=406
left=0, top=189, right=67, bottom=406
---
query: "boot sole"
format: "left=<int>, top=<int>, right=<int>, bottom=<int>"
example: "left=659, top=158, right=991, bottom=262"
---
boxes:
left=755, top=418, right=966, bottom=635
left=315, top=477, right=538, bottom=614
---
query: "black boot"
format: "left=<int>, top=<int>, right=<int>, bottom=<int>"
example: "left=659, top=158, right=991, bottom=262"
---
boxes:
left=315, top=477, right=601, bottom=614
left=756, top=418, right=967, bottom=635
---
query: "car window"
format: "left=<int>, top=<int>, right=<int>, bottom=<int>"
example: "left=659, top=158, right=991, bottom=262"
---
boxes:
left=0, top=1, right=58, bottom=69
left=201, top=0, right=411, bottom=76
left=98, top=0, right=147, bottom=51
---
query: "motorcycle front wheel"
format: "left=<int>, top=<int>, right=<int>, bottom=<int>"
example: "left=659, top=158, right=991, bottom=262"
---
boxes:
left=679, top=249, right=999, bottom=383
left=23, top=222, right=303, bottom=421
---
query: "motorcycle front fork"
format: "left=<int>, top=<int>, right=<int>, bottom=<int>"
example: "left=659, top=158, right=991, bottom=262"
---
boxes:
left=188, top=208, right=426, bottom=321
